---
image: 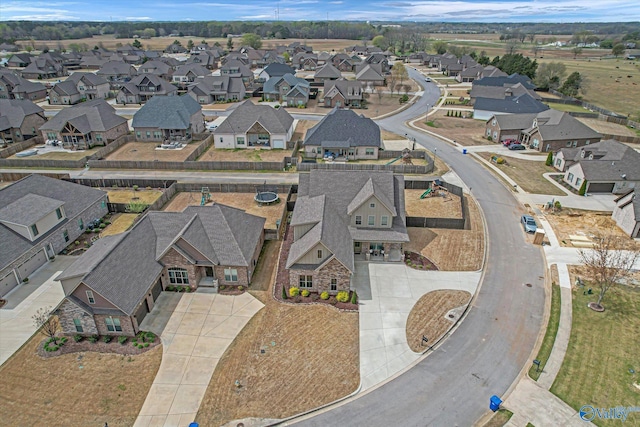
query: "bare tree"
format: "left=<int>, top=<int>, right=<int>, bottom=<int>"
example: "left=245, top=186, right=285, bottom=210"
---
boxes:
left=375, top=86, right=384, bottom=104
left=32, top=306, right=60, bottom=343
left=578, top=233, right=639, bottom=311
left=505, top=39, right=519, bottom=55
left=571, top=46, right=583, bottom=59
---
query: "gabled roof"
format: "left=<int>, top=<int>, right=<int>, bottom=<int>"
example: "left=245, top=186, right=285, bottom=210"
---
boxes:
left=67, top=72, right=109, bottom=86
left=355, top=64, right=384, bottom=81
left=132, top=95, right=202, bottom=130
left=96, top=61, right=137, bottom=76
left=215, top=100, right=294, bottom=135
left=263, top=73, right=309, bottom=95
left=0, top=194, right=63, bottom=226
left=263, top=62, right=296, bottom=78
left=303, top=108, right=381, bottom=148
left=347, top=177, right=397, bottom=216
left=492, top=112, right=538, bottom=130
left=0, top=99, right=43, bottom=130
left=56, top=234, right=126, bottom=281
left=323, top=78, right=363, bottom=101
left=533, top=110, right=602, bottom=141
left=139, top=60, right=173, bottom=76
left=173, top=63, right=210, bottom=78
left=474, top=94, right=549, bottom=115
left=189, top=75, right=244, bottom=96
left=40, top=99, right=127, bottom=133
left=568, top=140, right=640, bottom=181
left=314, top=63, right=342, bottom=79
left=120, top=74, right=177, bottom=96
left=473, top=73, right=536, bottom=89
left=51, top=80, right=80, bottom=96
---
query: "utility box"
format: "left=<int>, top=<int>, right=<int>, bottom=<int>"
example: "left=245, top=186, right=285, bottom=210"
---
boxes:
left=533, top=229, right=546, bottom=245
left=489, top=395, right=502, bottom=412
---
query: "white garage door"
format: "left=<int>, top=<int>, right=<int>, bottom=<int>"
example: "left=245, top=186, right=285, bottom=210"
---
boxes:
left=0, top=271, right=18, bottom=297
left=17, top=249, right=47, bottom=280
left=273, top=139, right=285, bottom=149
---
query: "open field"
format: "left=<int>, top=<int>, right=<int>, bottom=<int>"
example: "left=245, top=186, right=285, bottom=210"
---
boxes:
left=105, top=141, right=201, bottom=162
left=529, top=283, right=561, bottom=381
left=406, top=290, right=472, bottom=352
left=101, top=213, right=138, bottom=236
left=405, top=195, right=484, bottom=271
left=416, top=110, right=490, bottom=146
left=107, top=189, right=163, bottom=204
left=0, top=333, right=162, bottom=427
left=576, top=118, right=639, bottom=138
left=197, top=147, right=289, bottom=162
left=404, top=189, right=462, bottom=218
left=477, top=152, right=566, bottom=196
left=9, top=147, right=100, bottom=160
left=163, top=192, right=285, bottom=229
left=551, top=271, right=640, bottom=426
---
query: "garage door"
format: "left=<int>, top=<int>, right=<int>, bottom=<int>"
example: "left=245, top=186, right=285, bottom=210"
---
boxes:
left=0, top=271, right=18, bottom=297
left=17, top=249, right=47, bottom=280
left=134, top=300, right=149, bottom=326
left=272, top=139, right=284, bottom=149
left=151, top=279, right=162, bottom=301
left=588, top=182, right=615, bottom=193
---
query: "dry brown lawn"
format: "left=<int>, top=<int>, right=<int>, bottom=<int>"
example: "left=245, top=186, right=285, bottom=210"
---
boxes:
left=404, top=189, right=462, bottom=218
left=101, top=213, right=138, bottom=236
left=405, top=195, right=484, bottom=271
left=291, top=119, right=316, bottom=143
left=107, top=189, right=163, bottom=204
left=249, top=240, right=282, bottom=295
left=406, top=290, right=472, bottom=352
left=163, top=192, right=285, bottom=229
left=576, top=118, right=638, bottom=138
left=9, top=147, right=100, bottom=160
left=197, top=147, right=290, bottom=162
left=416, top=110, right=490, bottom=146
left=0, top=334, right=162, bottom=427
left=106, top=141, right=201, bottom=162
left=381, top=129, right=407, bottom=140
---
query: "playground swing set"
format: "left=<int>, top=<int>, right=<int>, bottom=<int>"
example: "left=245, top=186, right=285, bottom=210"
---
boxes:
left=419, top=179, right=452, bottom=201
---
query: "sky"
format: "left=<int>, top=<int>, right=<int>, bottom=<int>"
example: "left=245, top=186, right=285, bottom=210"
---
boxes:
left=1, top=0, right=639, bottom=22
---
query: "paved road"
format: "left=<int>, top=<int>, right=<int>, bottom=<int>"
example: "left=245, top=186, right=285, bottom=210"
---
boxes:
left=293, top=67, right=546, bottom=427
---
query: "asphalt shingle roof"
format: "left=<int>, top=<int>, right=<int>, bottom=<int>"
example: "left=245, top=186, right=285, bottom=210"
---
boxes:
left=474, top=94, right=550, bottom=115
left=303, top=108, right=381, bottom=148
left=215, top=100, right=294, bottom=135
left=132, top=95, right=202, bottom=130
left=0, top=194, right=63, bottom=227
left=39, top=99, right=127, bottom=133
left=0, top=99, right=43, bottom=130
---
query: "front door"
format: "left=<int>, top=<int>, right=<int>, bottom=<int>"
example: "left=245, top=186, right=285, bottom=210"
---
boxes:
left=205, top=266, right=214, bottom=277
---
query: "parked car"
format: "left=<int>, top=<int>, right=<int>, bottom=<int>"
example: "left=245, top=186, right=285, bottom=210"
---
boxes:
left=502, top=139, right=518, bottom=146
left=425, top=77, right=432, bottom=82
left=207, top=124, right=218, bottom=132
left=521, top=215, right=537, bottom=233
left=509, top=144, right=526, bottom=150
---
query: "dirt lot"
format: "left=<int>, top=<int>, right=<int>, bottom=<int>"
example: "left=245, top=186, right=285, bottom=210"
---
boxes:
left=406, top=290, right=472, bottom=352
left=163, top=192, right=285, bottom=229
left=291, top=119, right=316, bottom=143
left=195, top=241, right=358, bottom=426
left=106, top=141, right=201, bottom=162
left=197, top=147, right=290, bottom=162
left=415, top=110, right=490, bottom=146
left=9, top=147, right=100, bottom=160
left=107, top=189, right=163, bottom=204
left=542, top=209, right=640, bottom=249
left=404, top=189, right=462, bottom=218
left=101, top=213, right=138, bottom=236
left=0, top=333, right=162, bottom=427
left=405, top=195, right=484, bottom=271
left=576, top=118, right=639, bottom=138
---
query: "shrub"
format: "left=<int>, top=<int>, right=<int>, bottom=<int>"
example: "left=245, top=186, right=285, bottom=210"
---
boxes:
left=545, top=151, right=553, bottom=166
left=75, top=240, right=80, bottom=246
left=281, top=285, right=287, bottom=299
left=85, top=229, right=92, bottom=234
left=167, top=285, right=175, bottom=291
left=143, top=342, right=149, bottom=348
left=59, top=336, right=68, bottom=345
left=219, top=285, right=226, bottom=290
left=144, top=331, right=156, bottom=343
left=73, top=334, right=83, bottom=342
left=301, top=289, right=310, bottom=297
left=22, top=277, right=29, bottom=283
left=336, top=291, right=349, bottom=303
left=578, top=180, right=587, bottom=196
left=182, top=286, right=189, bottom=292
left=320, top=291, right=329, bottom=300
left=238, top=286, right=244, bottom=291
left=102, top=335, right=112, bottom=343
left=118, top=336, right=128, bottom=345
left=487, top=135, right=492, bottom=142
left=88, top=334, right=99, bottom=343
left=350, top=290, right=358, bottom=304
left=554, top=200, right=562, bottom=210
left=288, top=287, right=300, bottom=297
left=99, top=223, right=106, bottom=229
left=133, top=185, right=139, bottom=191
left=496, top=157, right=505, bottom=165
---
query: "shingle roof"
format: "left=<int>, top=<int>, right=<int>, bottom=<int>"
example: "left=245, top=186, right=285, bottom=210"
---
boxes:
left=534, top=110, right=602, bottom=141
left=132, top=95, right=202, bottom=130
left=474, top=94, right=550, bottom=115
left=323, top=79, right=363, bottom=101
left=56, top=234, right=126, bottom=281
left=174, top=63, right=210, bottom=78
left=263, top=63, right=296, bottom=78
left=493, top=113, right=537, bottom=130
left=570, top=140, right=640, bottom=182
left=67, top=72, right=109, bottom=86
left=215, top=100, right=294, bottom=134
left=0, top=99, right=43, bottom=130
left=96, top=61, right=137, bottom=76
left=0, top=194, right=63, bottom=227
left=52, top=80, right=80, bottom=96
left=473, top=73, right=536, bottom=89
left=303, top=108, right=381, bottom=148
left=263, top=73, right=309, bottom=95
left=314, top=63, right=342, bottom=79
left=355, top=64, right=384, bottom=81
left=39, top=99, right=127, bottom=133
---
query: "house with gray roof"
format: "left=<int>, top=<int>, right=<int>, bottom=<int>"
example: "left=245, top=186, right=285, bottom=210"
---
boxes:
left=132, top=95, right=204, bottom=143
left=485, top=112, right=537, bottom=143
left=612, top=189, right=640, bottom=238
left=54, top=204, right=265, bottom=336
left=96, top=61, right=137, bottom=89
left=259, top=63, right=296, bottom=82
left=185, top=51, right=219, bottom=70
left=286, top=170, right=409, bottom=295
left=39, top=99, right=129, bottom=149
left=303, top=108, right=381, bottom=160
left=138, top=60, right=175, bottom=81
left=0, top=69, right=47, bottom=101
left=6, top=53, right=33, bottom=68
left=263, top=73, right=310, bottom=106
left=355, top=63, right=385, bottom=89
left=187, top=75, right=246, bottom=104
left=313, top=63, right=342, bottom=83
left=220, top=59, right=254, bottom=87
left=0, top=174, right=108, bottom=297
left=0, top=99, right=46, bottom=143
left=172, top=63, right=210, bottom=85
left=520, top=109, right=602, bottom=152
left=66, top=72, right=111, bottom=101
left=49, top=80, right=82, bottom=105
left=323, top=78, right=364, bottom=108
left=473, top=93, right=549, bottom=120
left=559, top=140, right=640, bottom=193
left=214, top=100, right=294, bottom=149
left=116, top=74, right=177, bottom=105
left=21, top=55, right=67, bottom=80
left=292, top=53, right=318, bottom=70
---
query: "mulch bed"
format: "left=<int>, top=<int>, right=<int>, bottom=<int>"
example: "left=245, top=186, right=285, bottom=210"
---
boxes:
left=36, top=335, right=160, bottom=359
left=404, top=251, right=439, bottom=271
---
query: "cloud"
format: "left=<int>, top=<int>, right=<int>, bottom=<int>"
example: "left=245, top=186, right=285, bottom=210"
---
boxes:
left=124, top=16, right=153, bottom=20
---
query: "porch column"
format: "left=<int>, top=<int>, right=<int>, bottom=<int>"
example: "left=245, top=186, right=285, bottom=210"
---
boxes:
left=383, top=242, right=391, bottom=262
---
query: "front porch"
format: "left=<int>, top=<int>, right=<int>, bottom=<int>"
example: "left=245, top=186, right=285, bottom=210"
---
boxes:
left=354, top=242, right=404, bottom=262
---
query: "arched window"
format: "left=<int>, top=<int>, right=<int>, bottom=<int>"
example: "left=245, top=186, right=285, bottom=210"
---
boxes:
left=168, top=268, right=189, bottom=285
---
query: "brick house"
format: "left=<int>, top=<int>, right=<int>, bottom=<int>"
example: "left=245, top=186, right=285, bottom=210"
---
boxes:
left=262, top=73, right=310, bottom=106
left=520, top=109, right=602, bottom=152
left=132, top=95, right=204, bottom=142
left=0, top=99, right=47, bottom=143
left=49, top=80, right=83, bottom=105
left=55, top=204, right=265, bottom=336
left=66, top=72, right=111, bottom=100
left=0, top=175, right=108, bottom=297
left=287, top=170, right=409, bottom=294
left=0, top=69, right=47, bottom=101
left=323, top=79, right=364, bottom=108
left=116, top=74, right=178, bottom=105
left=612, top=190, right=640, bottom=238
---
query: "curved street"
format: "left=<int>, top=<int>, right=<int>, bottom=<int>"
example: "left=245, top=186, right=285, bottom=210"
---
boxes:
left=293, top=68, right=546, bottom=426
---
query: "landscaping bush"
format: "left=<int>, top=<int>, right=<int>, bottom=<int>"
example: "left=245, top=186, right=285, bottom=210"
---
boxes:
left=75, top=240, right=80, bottom=246
left=22, top=277, right=29, bottom=283
left=351, top=291, right=358, bottom=305
left=167, top=285, right=175, bottom=291
left=554, top=200, right=562, bottom=210
left=288, top=287, right=300, bottom=297
left=496, top=157, right=505, bottom=165
left=73, top=334, right=83, bottom=342
left=143, top=342, right=149, bottom=348
left=579, top=180, right=587, bottom=196
left=219, top=285, right=226, bottom=290
left=546, top=151, right=553, bottom=166
left=118, top=336, right=128, bottom=345
left=85, top=229, right=92, bottom=234
left=487, top=136, right=492, bottom=141
left=336, top=291, right=349, bottom=303
left=301, top=289, right=310, bottom=297
left=102, top=335, right=112, bottom=343
left=281, top=285, right=287, bottom=299
left=88, top=334, right=99, bottom=343
left=133, top=185, right=139, bottom=191
left=238, top=286, right=244, bottom=291
left=320, top=291, right=329, bottom=300
left=99, top=223, right=106, bottom=229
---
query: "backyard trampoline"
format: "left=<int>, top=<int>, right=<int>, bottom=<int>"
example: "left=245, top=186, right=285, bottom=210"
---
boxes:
left=254, top=191, right=279, bottom=204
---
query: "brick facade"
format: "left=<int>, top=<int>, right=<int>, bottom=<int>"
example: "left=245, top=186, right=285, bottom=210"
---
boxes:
left=94, top=314, right=136, bottom=336
left=214, top=265, right=249, bottom=287
left=57, top=299, right=98, bottom=336
left=159, top=247, right=199, bottom=290
left=289, top=257, right=351, bottom=294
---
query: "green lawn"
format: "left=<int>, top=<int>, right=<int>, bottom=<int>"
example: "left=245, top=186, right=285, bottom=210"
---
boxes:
left=529, top=284, right=561, bottom=381
left=483, top=409, right=514, bottom=427
left=551, top=286, right=640, bottom=426
left=544, top=102, right=591, bottom=114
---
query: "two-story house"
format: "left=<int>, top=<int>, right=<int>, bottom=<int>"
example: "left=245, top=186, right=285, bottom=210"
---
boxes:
left=172, top=64, right=210, bottom=86
left=66, top=72, right=111, bottom=101
left=286, top=170, right=409, bottom=295
left=132, top=95, right=204, bottom=143
left=0, top=69, right=47, bottom=101
left=220, top=59, right=254, bottom=87
left=187, top=75, right=246, bottom=104
left=48, top=80, right=83, bottom=105
left=0, top=175, right=108, bottom=297
left=313, top=63, right=342, bottom=83
left=262, top=73, right=310, bottom=106
left=323, top=79, right=364, bottom=108
left=96, top=61, right=138, bottom=90
left=116, top=74, right=178, bottom=104
left=0, top=99, right=47, bottom=143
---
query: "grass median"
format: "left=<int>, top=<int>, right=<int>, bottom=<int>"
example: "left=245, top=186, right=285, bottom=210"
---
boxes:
left=529, top=283, right=561, bottom=381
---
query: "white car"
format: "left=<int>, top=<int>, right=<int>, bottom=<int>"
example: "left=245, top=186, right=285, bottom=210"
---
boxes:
left=425, top=77, right=432, bottom=82
left=207, top=124, right=218, bottom=132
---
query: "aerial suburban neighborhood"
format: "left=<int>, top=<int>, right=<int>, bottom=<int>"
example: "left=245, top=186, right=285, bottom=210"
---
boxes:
left=0, top=9, right=639, bottom=427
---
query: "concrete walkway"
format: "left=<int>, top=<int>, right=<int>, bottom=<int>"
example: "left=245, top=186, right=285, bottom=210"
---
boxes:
left=134, top=291, right=264, bottom=427
left=0, top=256, right=76, bottom=366
left=353, top=262, right=481, bottom=391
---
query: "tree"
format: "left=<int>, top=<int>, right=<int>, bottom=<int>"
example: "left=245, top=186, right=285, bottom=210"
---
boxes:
left=375, top=86, right=384, bottom=104
left=612, top=43, right=626, bottom=57
left=283, top=52, right=290, bottom=63
left=545, top=151, right=553, bottom=166
left=172, top=39, right=182, bottom=46
left=571, top=46, right=583, bottom=59
left=391, top=61, right=408, bottom=86
left=226, top=37, right=233, bottom=50
left=241, top=33, right=262, bottom=49
left=531, top=45, right=541, bottom=58
left=432, top=40, right=447, bottom=55
left=578, top=233, right=639, bottom=311
left=126, top=201, right=147, bottom=213
left=527, top=33, right=536, bottom=44
left=372, top=35, right=389, bottom=50
left=187, top=39, right=194, bottom=50
left=505, top=39, right=519, bottom=55
left=559, top=71, right=585, bottom=97
left=534, top=62, right=567, bottom=90
left=132, top=39, right=142, bottom=49
left=491, top=54, right=538, bottom=79
left=142, top=28, right=156, bottom=39
left=32, top=306, right=60, bottom=343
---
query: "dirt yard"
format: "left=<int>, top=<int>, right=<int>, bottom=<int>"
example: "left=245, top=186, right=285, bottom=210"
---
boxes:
left=107, top=189, right=163, bottom=204
left=0, top=333, right=162, bottom=427
left=404, top=189, right=462, bottom=218
left=106, top=141, right=201, bottom=162
left=291, top=119, right=316, bottom=143
left=101, top=213, right=138, bottom=236
left=415, top=110, right=490, bottom=146
left=576, top=118, right=638, bottom=138
left=9, top=146, right=101, bottom=160
left=406, top=290, right=472, bottom=352
left=542, top=209, right=640, bottom=249
left=163, top=192, right=285, bottom=229
left=405, top=195, right=484, bottom=271
left=197, top=147, right=290, bottom=162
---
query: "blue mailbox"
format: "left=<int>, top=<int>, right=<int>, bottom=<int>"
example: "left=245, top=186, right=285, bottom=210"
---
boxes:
left=189, top=423, right=199, bottom=427
left=489, top=395, right=502, bottom=412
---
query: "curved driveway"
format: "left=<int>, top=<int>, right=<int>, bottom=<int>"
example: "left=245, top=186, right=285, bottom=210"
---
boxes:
left=294, top=68, right=546, bottom=426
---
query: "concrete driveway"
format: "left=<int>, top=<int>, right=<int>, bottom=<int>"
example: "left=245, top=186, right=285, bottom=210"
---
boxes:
left=134, top=291, right=264, bottom=427
left=354, top=262, right=481, bottom=391
left=0, top=256, right=76, bottom=366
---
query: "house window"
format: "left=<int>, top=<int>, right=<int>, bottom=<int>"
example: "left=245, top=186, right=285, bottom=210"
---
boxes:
left=568, top=173, right=574, bottom=183
left=105, top=317, right=122, bottom=332
left=381, top=216, right=389, bottom=226
left=370, top=203, right=375, bottom=208
left=86, top=290, right=95, bottom=304
left=317, top=249, right=323, bottom=259
left=556, top=158, right=561, bottom=167
left=236, top=137, right=245, bottom=145
left=330, top=278, right=337, bottom=291
left=355, top=215, right=362, bottom=225
left=365, top=148, right=374, bottom=156
left=95, top=134, right=103, bottom=143
left=572, top=141, right=578, bottom=147
left=492, top=119, right=496, bottom=126
left=136, top=131, right=141, bottom=139
left=486, top=129, right=491, bottom=136
left=78, top=218, right=84, bottom=230
left=299, top=275, right=313, bottom=288
left=585, top=140, right=590, bottom=145
left=566, top=141, right=572, bottom=147
left=168, top=268, right=189, bottom=285
left=56, top=207, right=63, bottom=219
left=153, top=131, right=162, bottom=139
left=73, top=318, right=83, bottom=333
left=368, top=215, right=375, bottom=226
left=219, top=137, right=223, bottom=143
left=30, top=224, right=39, bottom=236
left=576, top=178, right=582, bottom=187
left=63, top=229, right=69, bottom=242
left=146, top=131, right=151, bottom=138
left=47, top=132, right=57, bottom=140
left=224, top=268, right=238, bottom=282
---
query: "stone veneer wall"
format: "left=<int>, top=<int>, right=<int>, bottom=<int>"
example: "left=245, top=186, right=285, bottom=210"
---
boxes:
left=289, top=257, right=351, bottom=294
left=57, top=299, right=98, bottom=336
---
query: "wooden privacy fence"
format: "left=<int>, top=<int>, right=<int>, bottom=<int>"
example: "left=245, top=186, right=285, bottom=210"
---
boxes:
left=0, top=138, right=40, bottom=158
left=297, top=162, right=433, bottom=174
left=87, top=159, right=291, bottom=171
